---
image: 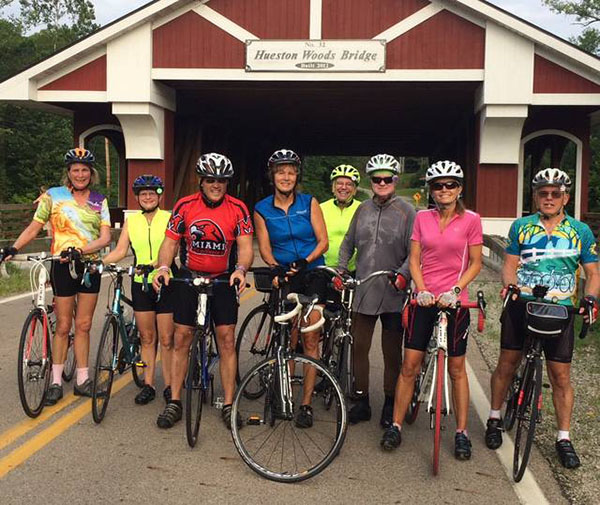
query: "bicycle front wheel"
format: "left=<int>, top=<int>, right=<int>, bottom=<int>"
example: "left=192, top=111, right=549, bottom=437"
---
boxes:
left=92, top=315, right=119, bottom=424
left=128, top=324, right=144, bottom=388
left=513, top=358, right=543, bottom=482
left=18, top=309, right=52, bottom=418
left=503, top=359, right=525, bottom=432
left=62, top=326, right=76, bottom=382
left=231, top=353, right=348, bottom=483
left=186, top=330, right=205, bottom=448
left=235, top=304, right=273, bottom=398
left=432, top=349, right=445, bottom=476
left=405, top=359, right=426, bottom=425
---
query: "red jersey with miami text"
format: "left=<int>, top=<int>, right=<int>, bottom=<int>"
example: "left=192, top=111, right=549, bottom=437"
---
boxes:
left=166, top=193, right=253, bottom=274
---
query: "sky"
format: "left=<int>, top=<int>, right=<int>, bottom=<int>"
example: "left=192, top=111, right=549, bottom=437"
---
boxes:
left=88, top=0, right=587, bottom=42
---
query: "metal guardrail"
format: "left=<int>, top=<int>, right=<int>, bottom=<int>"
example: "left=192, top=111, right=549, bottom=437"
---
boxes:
left=482, top=234, right=507, bottom=273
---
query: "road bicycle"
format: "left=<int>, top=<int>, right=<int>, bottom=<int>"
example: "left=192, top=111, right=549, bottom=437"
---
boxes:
left=91, top=263, right=144, bottom=423
left=402, top=289, right=486, bottom=476
left=501, top=284, right=588, bottom=482
left=2, top=251, right=79, bottom=418
left=231, top=290, right=347, bottom=483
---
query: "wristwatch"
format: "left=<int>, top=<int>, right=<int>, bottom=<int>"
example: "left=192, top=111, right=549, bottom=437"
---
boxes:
left=452, top=286, right=462, bottom=295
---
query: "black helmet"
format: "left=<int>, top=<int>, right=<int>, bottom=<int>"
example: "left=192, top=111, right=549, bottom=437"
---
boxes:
left=196, top=153, right=234, bottom=179
left=268, top=149, right=301, bottom=168
left=64, top=148, right=95, bottom=166
left=132, top=174, right=164, bottom=195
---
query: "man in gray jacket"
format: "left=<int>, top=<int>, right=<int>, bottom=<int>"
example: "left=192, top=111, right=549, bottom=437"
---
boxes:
left=338, top=154, right=415, bottom=428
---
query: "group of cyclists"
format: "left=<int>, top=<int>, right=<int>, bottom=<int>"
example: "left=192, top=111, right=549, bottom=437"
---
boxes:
left=1, top=146, right=598, bottom=472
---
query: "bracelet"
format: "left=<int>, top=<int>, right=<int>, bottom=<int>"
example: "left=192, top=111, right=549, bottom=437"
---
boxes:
left=157, top=265, right=170, bottom=272
left=235, top=264, right=247, bottom=274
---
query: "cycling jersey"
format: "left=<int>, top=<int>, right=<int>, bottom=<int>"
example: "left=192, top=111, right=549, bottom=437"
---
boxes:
left=505, top=213, right=598, bottom=305
left=411, top=209, right=483, bottom=302
left=320, top=198, right=360, bottom=270
left=254, top=192, right=324, bottom=269
left=33, top=186, right=110, bottom=259
left=166, top=193, right=253, bottom=274
left=127, top=209, right=171, bottom=283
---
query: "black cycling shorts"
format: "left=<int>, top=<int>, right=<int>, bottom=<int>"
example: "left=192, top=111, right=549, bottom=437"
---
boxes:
left=500, top=298, right=575, bottom=363
left=131, top=281, right=174, bottom=314
left=173, top=277, right=238, bottom=327
left=404, top=306, right=470, bottom=357
left=50, top=260, right=100, bottom=297
left=285, top=269, right=328, bottom=303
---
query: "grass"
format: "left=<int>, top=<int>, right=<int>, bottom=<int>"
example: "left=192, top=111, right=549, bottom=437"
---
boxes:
left=0, top=262, right=31, bottom=297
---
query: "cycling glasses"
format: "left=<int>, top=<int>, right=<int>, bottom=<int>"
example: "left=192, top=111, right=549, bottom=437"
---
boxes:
left=537, top=190, right=564, bottom=199
left=371, top=176, right=395, bottom=185
left=203, top=177, right=228, bottom=185
left=430, top=181, right=460, bottom=191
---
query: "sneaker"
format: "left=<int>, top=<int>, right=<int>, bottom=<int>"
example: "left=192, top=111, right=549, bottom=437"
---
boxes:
left=73, top=379, right=93, bottom=397
left=455, top=432, right=472, bottom=460
left=163, top=386, right=172, bottom=404
left=380, top=395, right=394, bottom=429
left=381, top=425, right=402, bottom=451
left=295, top=405, right=314, bottom=428
left=222, top=404, right=243, bottom=430
left=157, top=402, right=182, bottom=429
left=134, top=384, right=156, bottom=405
left=45, top=384, right=63, bottom=406
left=485, top=418, right=503, bottom=450
left=555, top=439, right=581, bottom=469
left=348, top=397, right=371, bottom=424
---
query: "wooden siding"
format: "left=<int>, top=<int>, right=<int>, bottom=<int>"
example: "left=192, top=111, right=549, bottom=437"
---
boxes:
left=40, top=55, right=106, bottom=91
left=387, top=10, right=485, bottom=69
left=209, top=0, right=310, bottom=39
left=322, top=0, right=430, bottom=39
left=533, top=55, right=600, bottom=94
left=153, top=11, right=244, bottom=68
left=476, top=164, right=518, bottom=217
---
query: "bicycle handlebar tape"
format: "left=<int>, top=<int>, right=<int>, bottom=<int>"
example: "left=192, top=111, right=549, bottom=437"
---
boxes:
left=478, top=310, right=485, bottom=333
left=402, top=304, right=410, bottom=330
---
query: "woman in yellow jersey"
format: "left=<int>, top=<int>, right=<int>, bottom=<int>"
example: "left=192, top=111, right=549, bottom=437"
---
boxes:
left=102, top=175, right=175, bottom=405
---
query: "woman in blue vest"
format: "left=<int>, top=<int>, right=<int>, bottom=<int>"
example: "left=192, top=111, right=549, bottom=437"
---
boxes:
left=102, top=175, right=174, bottom=406
left=254, top=149, right=329, bottom=429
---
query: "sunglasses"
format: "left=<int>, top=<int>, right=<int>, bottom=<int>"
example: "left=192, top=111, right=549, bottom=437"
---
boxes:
left=371, top=176, right=394, bottom=185
left=431, top=181, right=460, bottom=191
left=204, top=178, right=227, bottom=185
left=537, top=190, right=563, bottom=199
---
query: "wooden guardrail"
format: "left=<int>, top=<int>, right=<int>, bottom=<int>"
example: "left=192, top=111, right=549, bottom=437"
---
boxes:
left=0, top=204, right=36, bottom=240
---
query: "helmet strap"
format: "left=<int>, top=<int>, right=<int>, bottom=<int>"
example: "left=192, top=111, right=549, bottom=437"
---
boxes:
left=200, top=191, right=224, bottom=208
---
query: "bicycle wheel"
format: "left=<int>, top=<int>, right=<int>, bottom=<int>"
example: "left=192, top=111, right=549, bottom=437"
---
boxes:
left=235, top=304, right=273, bottom=398
left=128, top=323, right=144, bottom=388
left=503, top=359, right=525, bottom=432
left=186, top=330, right=205, bottom=448
left=18, top=309, right=52, bottom=418
left=92, top=315, right=119, bottom=424
left=62, top=327, right=76, bottom=382
left=432, top=349, right=445, bottom=476
left=405, top=361, right=426, bottom=425
left=231, top=353, right=348, bottom=483
left=513, top=358, right=543, bottom=482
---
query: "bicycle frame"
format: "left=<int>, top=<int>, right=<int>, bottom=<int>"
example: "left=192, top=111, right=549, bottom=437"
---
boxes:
left=422, top=310, right=451, bottom=422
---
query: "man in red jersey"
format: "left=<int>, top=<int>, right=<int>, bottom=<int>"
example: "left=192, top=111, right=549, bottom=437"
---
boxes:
left=153, top=153, right=254, bottom=430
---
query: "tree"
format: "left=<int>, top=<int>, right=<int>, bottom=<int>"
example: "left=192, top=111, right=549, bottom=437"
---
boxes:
left=544, top=1, right=600, bottom=54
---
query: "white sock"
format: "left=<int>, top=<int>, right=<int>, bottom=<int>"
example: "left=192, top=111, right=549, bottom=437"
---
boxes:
left=76, top=367, right=89, bottom=386
left=456, top=429, right=469, bottom=437
left=557, top=430, right=570, bottom=441
left=393, top=423, right=402, bottom=430
left=52, top=364, right=64, bottom=386
left=489, top=409, right=501, bottom=420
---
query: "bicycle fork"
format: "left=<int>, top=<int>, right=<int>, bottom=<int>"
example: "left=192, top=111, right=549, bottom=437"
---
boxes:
left=426, top=313, right=451, bottom=425
left=275, top=332, right=294, bottom=420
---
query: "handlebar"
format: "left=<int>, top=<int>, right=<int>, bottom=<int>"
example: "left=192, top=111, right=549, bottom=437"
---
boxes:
left=274, top=293, right=303, bottom=323
left=272, top=292, right=326, bottom=333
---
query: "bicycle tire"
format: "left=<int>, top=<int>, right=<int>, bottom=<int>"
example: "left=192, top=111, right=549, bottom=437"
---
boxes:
left=231, top=353, right=348, bottom=483
left=235, top=304, right=273, bottom=398
left=405, top=359, right=426, bottom=425
left=92, top=315, right=119, bottom=423
left=513, top=358, right=543, bottom=482
left=128, top=324, right=144, bottom=388
left=62, top=328, right=76, bottom=382
left=18, top=309, right=52, bottom=418
left=503, top=359, right=525, bottom=432
left=186, top=330, right=205, bottom=448
left=432, top=349, right=445, bottom=476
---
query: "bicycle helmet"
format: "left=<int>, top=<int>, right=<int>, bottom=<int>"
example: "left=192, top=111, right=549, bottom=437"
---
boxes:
left=132, top=174, right=164, bottom=195
left=268, top=149, right=301, bottom=168
left=532, top=168, right=572, bottom=191
left=425, top=160, right=464, bottom=183
left=365, top=154, right=400, bottom=175
left=64, top=148, right=95, bottom=166
left=195, top=153, right=234, bottom=179
left=330, top=164, right=361, bottom=184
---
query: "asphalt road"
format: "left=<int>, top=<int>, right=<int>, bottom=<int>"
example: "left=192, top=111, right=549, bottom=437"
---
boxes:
left=0, top=271, right=568, bottom=505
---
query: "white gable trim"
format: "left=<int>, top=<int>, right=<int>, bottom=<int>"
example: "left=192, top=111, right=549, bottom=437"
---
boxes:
left=310, top=0, right=322, bottom=39
left=193, top=4, right=259, bottom=42
left=79, top=124, right=123, bottom=148
left=37, top=90, right=107, bottom=102
left=152, top=2, right=199, bottom=30
left=374, top=4, right=444, bottom=42
left=531, top=94, right=600, bottom=106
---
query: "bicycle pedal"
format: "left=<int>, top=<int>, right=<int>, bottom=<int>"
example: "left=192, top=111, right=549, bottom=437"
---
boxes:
left=134, top=361, right=147, bottom=368
left=247, top=416, right=263, bottom=426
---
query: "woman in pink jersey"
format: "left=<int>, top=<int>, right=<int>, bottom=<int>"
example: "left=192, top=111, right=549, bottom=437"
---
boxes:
left=380, top=161, right=482, bottom=460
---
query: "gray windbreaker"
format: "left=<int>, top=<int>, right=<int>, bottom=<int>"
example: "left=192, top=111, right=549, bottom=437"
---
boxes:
left=338, top=195, right=415, bottom=315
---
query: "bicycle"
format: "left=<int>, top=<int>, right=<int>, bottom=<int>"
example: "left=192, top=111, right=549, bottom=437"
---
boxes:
left=500, top=284, right=589, bottom=482
left=91, top=263, right=144, bottom=424
left=3, top=251, right=79, bottom=418
left=402, top=289, right=487, bottom=476
left=231, top=290, right=348, bottom=483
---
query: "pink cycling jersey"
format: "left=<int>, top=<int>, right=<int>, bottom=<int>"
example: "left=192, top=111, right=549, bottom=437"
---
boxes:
left=411, top=208, right=483, bottom=302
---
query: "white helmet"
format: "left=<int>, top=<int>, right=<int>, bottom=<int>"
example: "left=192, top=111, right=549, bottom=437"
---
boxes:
left=532, top=168, right=572, bottom=191
left=426, top=160, right=463, bottom=183
left=196, top=153, right=234, bottom=179
left=366, top=154, right=400, bottom=175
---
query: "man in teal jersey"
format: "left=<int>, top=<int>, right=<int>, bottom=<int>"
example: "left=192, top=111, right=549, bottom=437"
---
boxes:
left=320, top=165, right=361, bottom=271
left=485, top=168, right=599, bottom=469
